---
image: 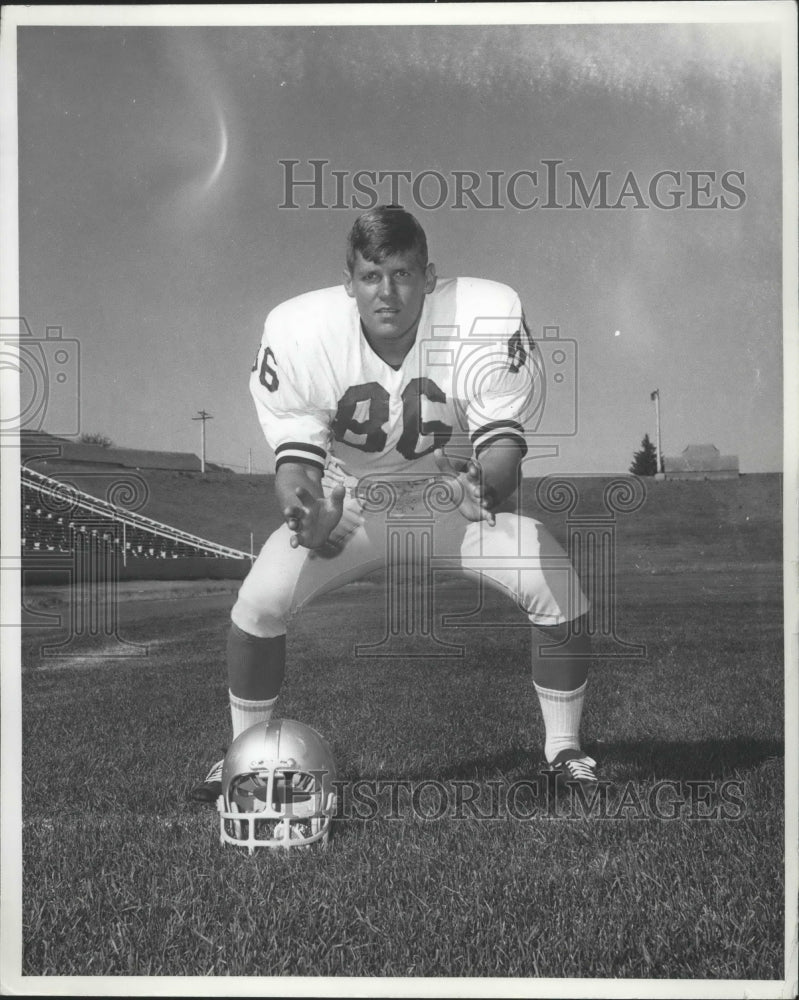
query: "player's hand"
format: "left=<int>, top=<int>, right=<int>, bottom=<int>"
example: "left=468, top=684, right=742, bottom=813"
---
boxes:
left=284, top=485, right=347, bottom=550
left=433, top=449, right=496, bottom=526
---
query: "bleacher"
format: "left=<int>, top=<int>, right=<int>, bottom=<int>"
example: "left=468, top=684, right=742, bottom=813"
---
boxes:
left=22, top=468, right=251, bottom=565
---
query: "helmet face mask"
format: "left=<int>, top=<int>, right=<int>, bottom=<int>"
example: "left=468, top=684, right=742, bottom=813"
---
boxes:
left=217, top=720, right=336, bottom=852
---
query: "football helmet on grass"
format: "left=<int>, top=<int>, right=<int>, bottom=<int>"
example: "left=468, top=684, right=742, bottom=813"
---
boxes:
left=217, top=718, right=336, bottom=852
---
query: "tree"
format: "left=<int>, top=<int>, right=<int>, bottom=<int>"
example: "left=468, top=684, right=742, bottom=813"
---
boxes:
left=79, top=432, right=114, bottom=448
left=629, top=433, right=658, bottom=476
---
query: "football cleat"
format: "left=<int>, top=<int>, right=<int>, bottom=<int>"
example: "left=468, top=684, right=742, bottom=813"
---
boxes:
left=547, top=748, right=598, bottom=790
left=189, top=759, right=224, bottom=804
left=217, top=718, right=337, bottom=852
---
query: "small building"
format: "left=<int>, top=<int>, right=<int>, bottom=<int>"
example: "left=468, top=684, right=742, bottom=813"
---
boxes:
left=663, top=444, right=739, bottom=480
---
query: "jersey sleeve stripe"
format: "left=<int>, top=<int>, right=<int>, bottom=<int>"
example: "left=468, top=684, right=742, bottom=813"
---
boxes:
left=473, top=432, right=528, bottom=459
left=275, top=441, right=327, bottom=460
left=471, top=420, right=526, bottom=447
left=472, top=420, right=527, bottom=458
left=470, top=419, right=525, bottom=444
left=275, top=453, right=327, bottom=471
left=274, top=442, right=327, bottom=471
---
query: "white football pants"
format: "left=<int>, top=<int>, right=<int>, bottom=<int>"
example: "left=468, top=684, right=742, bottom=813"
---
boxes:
left=231, top=497, right=588, bottom=639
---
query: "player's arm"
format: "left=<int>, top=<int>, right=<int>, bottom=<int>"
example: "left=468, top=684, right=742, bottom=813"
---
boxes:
left=250, top=306, right=344, bottom=549
left=472, top=438, right=524, bottom=516
left=276, top=461, right=345, bottom=550
left=434, top=439, right=523, bottom=527
left=448, top=292, right=532, bottom=525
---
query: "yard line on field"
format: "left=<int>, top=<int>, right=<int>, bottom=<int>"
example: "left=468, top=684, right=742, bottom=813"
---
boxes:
left=23, top=813, right=211, bottom=830
left=21, top=639, right=170, bottom=672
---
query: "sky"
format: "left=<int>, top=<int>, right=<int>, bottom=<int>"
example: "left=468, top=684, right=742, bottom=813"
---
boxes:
left=10, top=11, right=788, bottom=474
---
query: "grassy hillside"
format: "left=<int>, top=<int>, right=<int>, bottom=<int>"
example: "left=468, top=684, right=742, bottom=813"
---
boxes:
left=518, top=474, right=783, bottom=572
left=27, top=462, right=782, bottom=569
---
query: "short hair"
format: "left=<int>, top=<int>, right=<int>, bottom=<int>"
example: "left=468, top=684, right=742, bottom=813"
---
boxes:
left=345, top=205, right=429, bottom=272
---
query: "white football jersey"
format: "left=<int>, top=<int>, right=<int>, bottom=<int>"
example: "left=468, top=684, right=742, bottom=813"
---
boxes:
left=250, top=276, right=538, bottom=482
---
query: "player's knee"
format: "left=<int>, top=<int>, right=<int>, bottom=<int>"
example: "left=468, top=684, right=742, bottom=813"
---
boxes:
left=518, top=573, right=590, bottom=627
left=532, top=611, right=589, bottom=639
left=526, top=592, right=590, bottom=626
left=230, top=596, right=287, bottom=639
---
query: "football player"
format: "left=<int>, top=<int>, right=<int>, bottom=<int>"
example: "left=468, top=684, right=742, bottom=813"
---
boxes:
left=190, top=205, right=597, bottom=803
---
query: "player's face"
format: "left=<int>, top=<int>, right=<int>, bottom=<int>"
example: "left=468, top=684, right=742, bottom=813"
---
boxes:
left=344, top=251, right=436, bottom=348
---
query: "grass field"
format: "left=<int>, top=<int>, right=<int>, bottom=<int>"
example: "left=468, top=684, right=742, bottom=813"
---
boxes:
left=18, top=474, right=786, bottom=985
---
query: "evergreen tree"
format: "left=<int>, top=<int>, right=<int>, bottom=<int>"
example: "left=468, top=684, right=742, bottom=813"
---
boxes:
left=630, top=433, right=658, bottom=476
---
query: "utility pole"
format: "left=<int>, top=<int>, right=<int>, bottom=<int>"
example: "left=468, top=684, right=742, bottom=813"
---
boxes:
left=248, top=448, right=253, bottom=475
left=192, top=410, right=213, bottom=474
left=650, top=389, right=662, bottom=474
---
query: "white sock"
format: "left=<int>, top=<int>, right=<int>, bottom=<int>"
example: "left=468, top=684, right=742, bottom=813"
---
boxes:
left=533, top=680, right=587, bottom=763
left=229, top=690, right=277, bottom=740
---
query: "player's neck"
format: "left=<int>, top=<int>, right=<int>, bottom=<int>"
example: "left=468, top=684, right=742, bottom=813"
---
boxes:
left=360, top=319, right=421, bottom=370
left=363, top=334, right=416, bottom=370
